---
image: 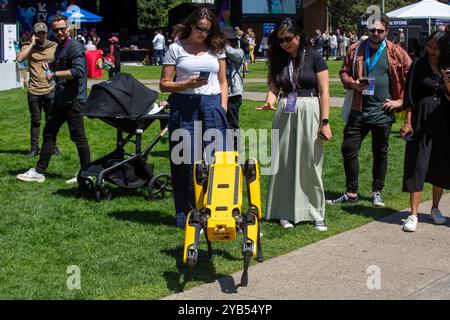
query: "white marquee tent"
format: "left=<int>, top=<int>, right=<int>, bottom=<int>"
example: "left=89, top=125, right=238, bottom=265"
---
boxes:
left=386, top=0, right=450, bottom=34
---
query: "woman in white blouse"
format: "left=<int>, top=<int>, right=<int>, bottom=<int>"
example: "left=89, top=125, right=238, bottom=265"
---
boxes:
left=160, top=7, right=229, bottom=229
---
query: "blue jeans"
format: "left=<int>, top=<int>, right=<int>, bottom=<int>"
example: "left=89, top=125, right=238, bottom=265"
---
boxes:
left=168, top=93, right=230, bottom=227
left=331, top=47, right=337, bottom=57
left=154, top=49, right=164, bottom=65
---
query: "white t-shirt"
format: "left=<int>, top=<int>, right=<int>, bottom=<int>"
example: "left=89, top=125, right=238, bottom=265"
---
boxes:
left=152, top=34, right=165, bottom=50
left=163, top=40, right=226, bottom=95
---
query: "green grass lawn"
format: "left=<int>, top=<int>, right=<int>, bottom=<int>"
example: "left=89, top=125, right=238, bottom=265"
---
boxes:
left=245, top=60, right=341, bottom=79
left=115, top=59, right=341, bottom=81
left=0, top=87, right=430, bottom=299
left=244, top=81, right=346, bottom=97
left=96, top=65, right=163, bottom=81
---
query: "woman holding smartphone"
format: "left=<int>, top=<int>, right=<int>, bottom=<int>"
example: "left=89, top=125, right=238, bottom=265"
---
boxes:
left=400, top=30, right=450, bottom=232
left=257, top=18, right=331, bottom=231
left=160, top=7, right=229, bottom=229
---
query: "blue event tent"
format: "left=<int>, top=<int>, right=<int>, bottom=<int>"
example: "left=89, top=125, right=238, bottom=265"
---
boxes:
left=62, top=5, right=103, bottom=24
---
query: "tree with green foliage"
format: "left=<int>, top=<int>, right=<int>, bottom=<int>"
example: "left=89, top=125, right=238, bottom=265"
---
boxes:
left=137, top=0, right=190, bottom=29
left=327, top=0, right=425, bottom=32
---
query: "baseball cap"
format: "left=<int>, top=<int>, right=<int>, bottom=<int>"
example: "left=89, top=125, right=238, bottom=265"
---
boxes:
left=108, top=36, right=119, bottom=43
left=34, top=22, right=48, bottom=34
left=222, top=26, right=237, bottom=40
left=398, top=28, right=403, bottom=32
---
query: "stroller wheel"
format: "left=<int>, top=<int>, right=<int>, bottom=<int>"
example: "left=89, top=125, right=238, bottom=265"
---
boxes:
left=148, top=173, right=172, bottom=200
left=76, top=177, right=94, bottom=198
left=95, top=185, right=112, bottom=201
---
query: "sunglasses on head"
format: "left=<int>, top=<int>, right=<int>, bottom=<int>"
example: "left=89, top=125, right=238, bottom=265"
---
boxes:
left=277, top=35, right=294, bottom=44
left=52, top=27, right=67, bottom=34
left=194, top=24, right=210, bottom=34
left=369, top=28, right=385, bottom=34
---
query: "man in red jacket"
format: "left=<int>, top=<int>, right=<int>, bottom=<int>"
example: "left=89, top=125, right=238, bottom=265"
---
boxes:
left=327, top=14, right=412, bottom=207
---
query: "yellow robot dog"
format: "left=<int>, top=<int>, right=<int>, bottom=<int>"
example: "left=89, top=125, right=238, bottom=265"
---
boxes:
left=183, top=151, right=264, bottom=286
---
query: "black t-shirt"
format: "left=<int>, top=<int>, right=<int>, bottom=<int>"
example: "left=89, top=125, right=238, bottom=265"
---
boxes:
left=288, top=50, right=328, bottom=96
left=239, top=38, right=249, bottom=52
left=313, top=36, right=324, bottom=49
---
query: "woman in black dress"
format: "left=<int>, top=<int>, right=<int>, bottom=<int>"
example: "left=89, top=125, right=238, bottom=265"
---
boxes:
left=400, top=31, right=450, bottom=232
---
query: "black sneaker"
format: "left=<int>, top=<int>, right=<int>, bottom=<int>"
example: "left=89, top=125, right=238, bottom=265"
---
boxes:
left=326, top=193, right=358, bottom=204
left=28, top=147, right=39, bottom=157
left=53, top=146, right=62, bottom=157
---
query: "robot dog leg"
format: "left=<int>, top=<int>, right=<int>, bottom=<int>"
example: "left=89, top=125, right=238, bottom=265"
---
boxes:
left=182, top=152, right=264, bottom=286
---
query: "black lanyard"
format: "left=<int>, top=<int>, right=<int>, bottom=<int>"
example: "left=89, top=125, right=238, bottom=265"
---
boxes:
left=56, top=37, right=71, bottom=65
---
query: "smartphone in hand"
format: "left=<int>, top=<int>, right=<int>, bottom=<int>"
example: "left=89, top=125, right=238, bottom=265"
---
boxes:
left=198, top=71, right=210, bottom=80
left=359, top=78, right=369, bottom=86
left=403, top=133, right=414, bottom=142
left=319, top=131, right=328, bottom=141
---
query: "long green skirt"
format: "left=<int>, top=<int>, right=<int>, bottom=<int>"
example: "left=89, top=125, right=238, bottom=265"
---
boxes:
left=265, top=96, right=325, bottom=224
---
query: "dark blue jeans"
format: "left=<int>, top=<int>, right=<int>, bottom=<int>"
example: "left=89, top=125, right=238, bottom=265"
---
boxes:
left=154, top=49, right=164, bottom=65
left=168, top=93, right=230, bottom=226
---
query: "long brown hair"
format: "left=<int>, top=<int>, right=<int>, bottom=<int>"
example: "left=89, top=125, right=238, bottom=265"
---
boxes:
left=171, top=7, right=225, bottom=54
left=267, top=18, right=312, bottom=93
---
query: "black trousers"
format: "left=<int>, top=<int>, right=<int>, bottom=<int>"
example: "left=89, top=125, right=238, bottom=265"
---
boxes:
left=341, top=116, right=392, bottom=193
left=36, top=100, right=91, bottom=174
left=226, top=95, right=242, bottom=151
left=27, top=91, right=55, bottom=148
left=108, top=65, right=121, bottom=79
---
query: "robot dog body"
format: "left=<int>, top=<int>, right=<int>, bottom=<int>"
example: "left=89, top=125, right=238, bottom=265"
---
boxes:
left=183, top=151, right=264, bottom=286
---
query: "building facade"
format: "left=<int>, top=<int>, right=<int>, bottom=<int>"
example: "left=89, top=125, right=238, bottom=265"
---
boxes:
left=215, top=0, right=327, bottom=41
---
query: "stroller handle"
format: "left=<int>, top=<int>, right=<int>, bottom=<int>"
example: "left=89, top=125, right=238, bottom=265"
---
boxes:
left=140, top=113, right=169, bottom=121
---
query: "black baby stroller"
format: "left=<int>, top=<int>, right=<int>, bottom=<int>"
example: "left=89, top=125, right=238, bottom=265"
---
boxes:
left=78, top=73, right=172, bottom=201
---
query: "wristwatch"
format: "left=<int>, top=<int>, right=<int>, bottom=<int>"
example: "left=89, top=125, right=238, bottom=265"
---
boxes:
left=321, top=119, right=329, bottom=125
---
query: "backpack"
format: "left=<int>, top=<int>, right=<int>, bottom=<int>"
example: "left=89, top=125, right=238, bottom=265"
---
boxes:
left=226, top=52, right=245, bottom=90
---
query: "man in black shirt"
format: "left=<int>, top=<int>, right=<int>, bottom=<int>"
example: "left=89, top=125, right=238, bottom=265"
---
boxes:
left=17, top=15, right=91, bottom=183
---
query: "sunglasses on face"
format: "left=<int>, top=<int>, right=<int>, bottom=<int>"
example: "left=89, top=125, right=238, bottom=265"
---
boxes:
left=52, top=27, right=67, bottom=34
left=194, top=24, right=210, bottom=34
left=277, top=35, right=294, bottom=44
left=36, top=31, right=46, bottom=35
left=369, top=28, right=385, bottom=34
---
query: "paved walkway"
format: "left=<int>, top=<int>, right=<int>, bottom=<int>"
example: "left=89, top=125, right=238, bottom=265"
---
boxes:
left=164, top=194, right=450, bottom=300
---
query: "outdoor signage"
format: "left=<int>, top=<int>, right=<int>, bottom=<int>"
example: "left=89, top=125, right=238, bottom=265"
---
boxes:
left=263, top=22, right=276, bottom=36
left=0, top=0, right=8, bottom=11
left=16, top=0, right=93, bottom=35
left=360, top=19, right=408, bottom=26
left=1, top=23, right=17, bottom=63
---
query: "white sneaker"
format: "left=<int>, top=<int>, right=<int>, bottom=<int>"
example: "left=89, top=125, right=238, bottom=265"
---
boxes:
left=371, top=192, right=385, bottom=207
left=280, top=219, right=293, bottom=229
left=430, top=208, right=446, bottom=225
left=402, top=215, right=418, bottom=232
left=65, top=176, right=78, bottom=184
left=314, top=220, right=328, bottom=232
left=17, top=168, right=45, bottom=183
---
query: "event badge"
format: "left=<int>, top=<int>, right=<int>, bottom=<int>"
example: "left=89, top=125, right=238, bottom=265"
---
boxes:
left=362, top=78, right=376, bottom=96
left=285, top=92, right=297, bottom=113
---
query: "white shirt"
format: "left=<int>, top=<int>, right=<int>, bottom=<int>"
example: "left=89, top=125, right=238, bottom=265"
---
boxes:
left=330, top=35, right=337, bottom=48
left=163, top=40, right=226, bottom=95
left=152, top=34, right=165, bottom=50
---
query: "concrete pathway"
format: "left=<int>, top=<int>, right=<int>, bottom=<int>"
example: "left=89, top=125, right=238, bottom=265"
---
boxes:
left=163, top=194, right=450, bottom=300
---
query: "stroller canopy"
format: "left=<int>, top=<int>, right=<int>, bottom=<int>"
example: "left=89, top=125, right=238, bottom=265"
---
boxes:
left=83, top=73, right=159, bottom=120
